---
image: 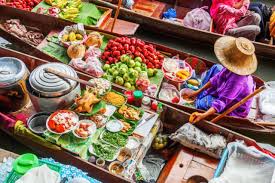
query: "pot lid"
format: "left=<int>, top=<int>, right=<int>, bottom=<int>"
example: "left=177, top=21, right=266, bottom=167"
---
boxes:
left=0, top=57, right=27, bottom=87
left=29, top=63, right=78, bottom=97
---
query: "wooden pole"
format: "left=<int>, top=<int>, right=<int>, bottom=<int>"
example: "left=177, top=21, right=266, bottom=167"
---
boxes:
left=211, top=86, right=265, bottom=124
left=111, top=0, right=123, bottom=32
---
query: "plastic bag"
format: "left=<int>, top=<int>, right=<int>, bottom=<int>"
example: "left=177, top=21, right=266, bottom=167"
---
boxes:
left=84, top=46, right=101, bottom=60
left=85, top=57, right=104, bottom=77
left=158, top=82, right=180, bottom=103
left=259, top=82, right=275, bottom=116
left=170, top=123, right=226, bottom=158
left=183, top=6, right=211, bottom=31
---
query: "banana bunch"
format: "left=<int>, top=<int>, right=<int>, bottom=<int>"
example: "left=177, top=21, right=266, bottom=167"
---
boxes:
left=52, top=0, right=68, bottom=8
left=59, top=0, right=82, bottom=21
left=270, top=12, right=275, bottom=38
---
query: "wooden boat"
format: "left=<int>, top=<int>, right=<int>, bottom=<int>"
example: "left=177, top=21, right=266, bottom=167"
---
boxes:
left=0, top=4, right=139, bottom=36
left=0, top=5, right=274, bottom=138
left=88, top=0, right=275, bottom=58
left=0, top=46, right=264, bottom=183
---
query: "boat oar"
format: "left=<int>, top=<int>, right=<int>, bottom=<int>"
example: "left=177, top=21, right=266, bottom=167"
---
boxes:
left=44, top=68, right=96, bottom=88
left=211, top=86, right=265, bottom=123
left=111, top=0, right=122, bottom=32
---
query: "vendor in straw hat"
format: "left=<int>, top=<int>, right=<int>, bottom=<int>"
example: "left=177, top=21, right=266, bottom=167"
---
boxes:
left=187, top=36, right=257, bottom=123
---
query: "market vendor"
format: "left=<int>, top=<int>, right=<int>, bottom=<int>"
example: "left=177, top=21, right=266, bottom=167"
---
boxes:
left=187, top=36, right=257, bottom=123
left=210, top=0, right=261, bottom=40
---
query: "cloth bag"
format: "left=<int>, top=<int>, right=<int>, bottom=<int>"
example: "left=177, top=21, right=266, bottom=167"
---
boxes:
left=15, top=165, right=60, bottom=183
left=209, top=142, right=275, bottom=183
left=183, top=6, right=211, bottom=31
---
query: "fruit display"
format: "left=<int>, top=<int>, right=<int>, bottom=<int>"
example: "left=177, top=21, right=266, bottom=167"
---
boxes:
left=117, top=105, right=142, bottom=121
left=6, top=0, right=42, bottom=11
left=176, top=69, right=191, bottom=80
left=152, top=134, right=168, bottom=150
left=74, top=120, right=96, bottom=138
left=58, top=24, right=86, bottom=47
left=102, top=91, right=126, bottom=107
left=101, top=37, right=164, bottom=69
left=74, top=90, right=101, bottom=113
left=101, top=131, right=128, bottom=147
left=47, top=110, right=79, bottom=134
left=86, top=78, right=111, bottom=96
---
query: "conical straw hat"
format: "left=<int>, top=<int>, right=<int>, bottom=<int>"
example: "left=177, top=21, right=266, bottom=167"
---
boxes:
left=214, top=36, right=258, bottom=75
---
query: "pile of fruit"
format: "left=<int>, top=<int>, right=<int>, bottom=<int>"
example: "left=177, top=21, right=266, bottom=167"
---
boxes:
left=102, top=55, right=147, bottom=90
left=152, top=134, right=168, bottom=150
left=45, top=0, right=82, bottom=20
left=62, top=31, right=83, bottom=42
left=101, top=37, right=164, bottom=69
left=5, top=0, right=42, bottom=11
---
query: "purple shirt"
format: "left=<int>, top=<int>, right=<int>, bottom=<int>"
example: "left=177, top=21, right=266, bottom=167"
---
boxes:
left=205, top=68, right=255, bottom=117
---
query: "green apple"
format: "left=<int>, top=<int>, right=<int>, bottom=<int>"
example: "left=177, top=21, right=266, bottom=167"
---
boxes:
left=106, top=75, right=113, bottom=82
left=130, top=85, right=136, bottom=91
left=131, top=70, right=139, bottom=78
left=153, top=69, right=158, bottom=75
left=120, top=67, right=127, bottom=75
left=123, top=73, right=130, bottom=81
left=128, top=59, right=136, bottom=68
left=120, top=54, right=127, bottom=62
left=102, top=73, right=108, bottom=79
left=121, top=64, right=128, bottom=69
left=129, top=68, right=134, bottom=73
left=103, top=64, right=110, bottom=71
left=147, top=68, right=154, bottom=77
left=115, top=76, right=124, bottom=86
left=134, top=67, right=142, bottom=73
left=124, top=82, right=131, bottom=89
left=113, top=70, right=119, bottom=77
left=108, top=68, right=114, bottom=74
left=135, top=61, right=141, bottom=68
left=135, top=57, right=142, bottom=63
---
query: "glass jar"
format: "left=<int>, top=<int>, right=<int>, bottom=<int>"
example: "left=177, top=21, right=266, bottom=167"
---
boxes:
left=0, top=57, right=29, bottom=112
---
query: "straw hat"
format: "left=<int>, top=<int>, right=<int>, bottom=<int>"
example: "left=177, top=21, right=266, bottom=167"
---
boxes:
left=214, top=36, right=257, bottom=75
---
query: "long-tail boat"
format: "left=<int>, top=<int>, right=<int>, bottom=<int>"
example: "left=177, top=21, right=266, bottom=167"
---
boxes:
left=0, top=46, right=267, bottom=183
left=0, top=5, right=274, bottom=138
left=88, top=0, right=275, bottom=58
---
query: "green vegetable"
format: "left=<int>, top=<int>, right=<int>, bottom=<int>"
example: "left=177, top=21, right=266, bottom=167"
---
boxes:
left=92, top=143, right=117, bottom=160
left=102, top=131, right=127, bottom=147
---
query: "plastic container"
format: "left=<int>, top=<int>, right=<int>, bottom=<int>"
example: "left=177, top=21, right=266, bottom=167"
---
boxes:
left=133, top=90, right=143, bottom=107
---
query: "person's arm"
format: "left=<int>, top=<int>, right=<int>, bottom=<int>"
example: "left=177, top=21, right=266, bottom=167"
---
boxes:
left=190, top=107, right=217, bottom=123
left=186, top=81, right=212, bottom=98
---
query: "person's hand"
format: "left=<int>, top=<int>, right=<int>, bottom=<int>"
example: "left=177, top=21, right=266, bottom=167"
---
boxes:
left=183, top=89, right=199, bottom=100
left=189, top=112, right=207, bottom=124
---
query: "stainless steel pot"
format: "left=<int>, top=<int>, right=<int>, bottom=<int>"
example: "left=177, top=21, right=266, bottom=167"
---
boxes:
left=26, top=63, right=80, bottom=112
left=0, top=57, right=29, bottom=112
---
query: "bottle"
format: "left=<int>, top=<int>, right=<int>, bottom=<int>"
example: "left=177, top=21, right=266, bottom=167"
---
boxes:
left=133, top=90, right=143, bottom=107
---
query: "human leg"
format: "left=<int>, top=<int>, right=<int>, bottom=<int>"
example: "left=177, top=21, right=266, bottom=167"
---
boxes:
left=237, top=12, right=261, bottom=27
left=226, top=25, right=260, bottom=40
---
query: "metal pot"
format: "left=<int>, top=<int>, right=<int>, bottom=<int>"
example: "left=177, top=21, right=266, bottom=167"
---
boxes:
left=0, top=57, right=29, bottom=112
left=26, top=63, right=80, bottom=112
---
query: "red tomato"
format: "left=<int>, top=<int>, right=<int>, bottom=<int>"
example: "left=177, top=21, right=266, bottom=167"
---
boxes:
left=124, top=44, right=129, bottom=51
left=130, top=37, right=136, bottom=45
left=113, top=50, right=120, bottom=57
left=121, top=50, right=126, bottom=54
left=48, top=120, right=56, bottom=130
left=129, top=46, right=135, bottom=53
left=111, top=46, right=118, bottom=51
left=55, top=124, right=65, bottom=133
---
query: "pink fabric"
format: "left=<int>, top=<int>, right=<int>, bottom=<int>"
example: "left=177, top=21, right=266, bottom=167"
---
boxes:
left=210, top=0, right=249, bottom=34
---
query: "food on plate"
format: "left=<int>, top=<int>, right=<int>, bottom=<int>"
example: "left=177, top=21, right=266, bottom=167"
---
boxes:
left=187, top=79, right=200, bottom=86
left=121, top=120, right=132, bottom=133
left=102, top=131, right=127, bottom=147
left=152, top=134, right=168, bottom=150
left=67, top=44, right=86, bottom=59
left=101, top=37, right=164, bottom=69
left=117, top=148, right=132, bottom=162
left=74, top=90, right=100, bottom=113
left=176, top=69, right=190, bottom=80
left=90, top=114, right=107, bottom=128
left=106, top=120, right=123, bottom=132
left=109, top=161, right=124, bottom=175
left=163, top=58, right=178, bottom=72
left=102, top=92, right=126, bottom=107
left=92, top=143, right=118, bottom=160
left=159, top=83, right=180, bottom=104
left=74, top=120, right=96, bottom=138
left=85, top=32, right=103, bottom=48
left=47, top=110, right=78, bottom=134
left=118, top=105, right=141, bottom=121
left=87, top=78, right=111, bottom=96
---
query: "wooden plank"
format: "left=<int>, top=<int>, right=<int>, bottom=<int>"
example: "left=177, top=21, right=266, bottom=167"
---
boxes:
left=192, top=152, right=218, bottom=169
left=183, top=161, right=215, bottom=181
left=103, top=18, right=139, bottom=35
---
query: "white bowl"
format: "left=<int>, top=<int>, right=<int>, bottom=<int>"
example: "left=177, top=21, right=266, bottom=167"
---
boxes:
left=106, top=119, right=123, bottom=132
left=73, top=120, right=97, bottom=139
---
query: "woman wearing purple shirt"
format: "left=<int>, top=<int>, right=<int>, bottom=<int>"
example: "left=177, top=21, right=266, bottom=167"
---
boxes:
left=187, top=36, right=257, bottom=123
